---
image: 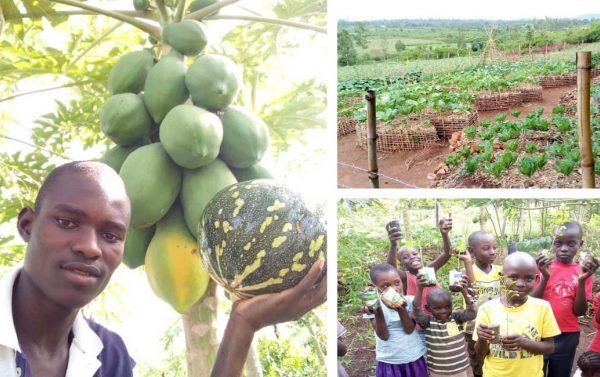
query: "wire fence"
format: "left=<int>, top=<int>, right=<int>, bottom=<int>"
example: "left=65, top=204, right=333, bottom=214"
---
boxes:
left=337, top=161, right=422, bottom=189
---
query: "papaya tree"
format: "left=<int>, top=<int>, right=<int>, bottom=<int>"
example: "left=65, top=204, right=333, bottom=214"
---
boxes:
left=0, top=0, right=326, bottom=375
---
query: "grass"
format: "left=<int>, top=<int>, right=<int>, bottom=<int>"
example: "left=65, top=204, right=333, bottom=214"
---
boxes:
left=338, top=41, right=600, bottom=81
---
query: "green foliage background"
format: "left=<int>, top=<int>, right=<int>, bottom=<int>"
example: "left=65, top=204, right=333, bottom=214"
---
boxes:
left=0, top=0, right=327, bottom=375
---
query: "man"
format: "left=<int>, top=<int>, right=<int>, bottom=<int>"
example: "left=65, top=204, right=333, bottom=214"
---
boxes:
left=1, top=161, right=326, bottom=377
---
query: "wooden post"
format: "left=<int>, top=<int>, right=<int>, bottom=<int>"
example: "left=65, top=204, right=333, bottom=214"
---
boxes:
left=365, top=90, right=379, bottom=188
left=576, top=51, right=595, bottom=188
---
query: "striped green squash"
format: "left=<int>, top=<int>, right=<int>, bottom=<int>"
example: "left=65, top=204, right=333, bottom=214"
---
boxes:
left=198, top=179, right=326, bottom=298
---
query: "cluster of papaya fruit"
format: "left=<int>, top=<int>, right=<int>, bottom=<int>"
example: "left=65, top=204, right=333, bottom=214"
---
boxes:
left=98, top=1, right=272, bottom=313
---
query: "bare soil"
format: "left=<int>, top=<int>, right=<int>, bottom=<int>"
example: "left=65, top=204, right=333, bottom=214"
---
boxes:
left=337, top=86, right=576, bottom=189
left=338, top=316, right=595, bottom=377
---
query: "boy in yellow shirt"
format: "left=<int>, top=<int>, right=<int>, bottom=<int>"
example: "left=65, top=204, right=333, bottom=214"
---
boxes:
left=474, top=252, right=560, bottom=377
left=462, top=231, right=503, bottom=377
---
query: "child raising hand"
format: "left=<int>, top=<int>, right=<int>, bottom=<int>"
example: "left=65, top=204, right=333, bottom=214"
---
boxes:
left=364, top=264, right=427, bottom=377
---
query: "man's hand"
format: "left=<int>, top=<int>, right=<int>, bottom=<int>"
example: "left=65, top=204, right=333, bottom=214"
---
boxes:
left=458, top=276, right=470, bottom=291
left=438, top=216, right=452, bottom=234
left=387, top=227, right=403, bottom=247
left=579, top=255, right=599, bottom=282
left=501, top=334, right=526, bottom=351
left=457, top=250, right=472, bottom=264
left=476, top=323, right=497, bottom=342
left=416, top=274, right=429, bottom=289
left=230, top=259, right=326, bottom=332
left=535, top=252, right=552, bottom=279
left=364, top=303, right=381, bottom=316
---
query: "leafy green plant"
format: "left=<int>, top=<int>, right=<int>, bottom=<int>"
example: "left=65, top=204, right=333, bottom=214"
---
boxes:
left=495, top=113, right=507, bottom=122
left=462, top=157, right=478, bottom=175
left=506, top=140, right=519, bottom=152
left=489, top=161, right=505, bottom=178
left=444, top=153, right=461, bottom=166
left=552, top=105, right=566, bottom=115
left=519, top=157, right=538, bottom=177
left=499, top=151, right=518, bottom=168
left=498, top=129, right=512, bottom=142
left=458, top=146, right=472, bottom=158
left=510, top=109, right=522, bottom=118
left=553, top=115, right=571, bottom=133
left=477, top=149, right=493, bottom=163
left=464, top=126, right=477, bottom=139
left=480, top=119, right=491, bottom=128
left=555, top=159, right=577, bottom=175
left=525, top=142, right=538, bottom=154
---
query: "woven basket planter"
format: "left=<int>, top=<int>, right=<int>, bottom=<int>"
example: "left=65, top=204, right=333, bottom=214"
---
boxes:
left=337, top=116, right=358, bottom=137
left=427, top=111, right=479, bottom=139
left=538, top=73, right=577, bottom=88
left=518, top=84, right=543, bottom=103
left=475, top=92, right=513, bottom=111
left=356, top=120, right=439, bottom=152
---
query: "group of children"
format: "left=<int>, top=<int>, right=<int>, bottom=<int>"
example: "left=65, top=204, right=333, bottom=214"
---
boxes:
left=351, top=219, right=600, bottom=377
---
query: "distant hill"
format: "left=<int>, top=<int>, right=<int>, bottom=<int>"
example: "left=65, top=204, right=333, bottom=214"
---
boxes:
left=575, top=14, right=600, bottom=20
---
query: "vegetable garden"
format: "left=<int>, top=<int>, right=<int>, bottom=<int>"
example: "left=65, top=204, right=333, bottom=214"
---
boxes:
left=338, top=52, right=600, bottom=188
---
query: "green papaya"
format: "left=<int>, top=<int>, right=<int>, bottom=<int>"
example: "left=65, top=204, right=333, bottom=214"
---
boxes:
left=219, top=105, right=269, bottom=168
left=181, top=158, right=237, bottom=235
left=143, top=51, right=189, bottom=123
left=189, top=0, right=219, bottom=15
left=185, top=54, right=241, bottom=110
left=107, top=49, right=154, bottom=95
left=159, top=104, right=223, bottom=169
left=119, top=143, right=182, bottom=228
left=122, top=225, right=155, bottom=269
left=145, top=203, right=210, bottom=313
left=133, top=0, right=150, bottom=11
left=100, top=93, right=152, bottom=146
left=162, top=20, right=208, bottom=56
left=98, top=141, right=147, bottom=172
left=229, top=162, right=273, bottom=182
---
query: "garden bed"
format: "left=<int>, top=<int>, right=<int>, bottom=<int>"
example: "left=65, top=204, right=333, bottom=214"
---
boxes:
left=355, top=118, right=439, bottom=152
left=428, top=110, right=479, bottom=139
left=338, top=116, right=358, bottom=137
left=539, top=73, right=577, bottom=88
left=518, top=84, right=543, bottom=103
left=475, top=91, right=522, bottom=111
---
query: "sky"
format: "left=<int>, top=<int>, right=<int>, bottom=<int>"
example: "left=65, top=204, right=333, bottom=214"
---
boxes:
left=336, top=0, right=600, bottom=21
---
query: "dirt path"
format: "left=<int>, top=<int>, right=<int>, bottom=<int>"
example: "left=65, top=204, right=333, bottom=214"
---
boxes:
left=339, top=315, right=595, bottom=377
left=337, top=86, right=574, bottom=189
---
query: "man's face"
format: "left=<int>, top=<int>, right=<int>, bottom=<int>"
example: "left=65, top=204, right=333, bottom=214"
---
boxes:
left=18, top=171, right=130, bottom=310
left=426, top=296, right=452, bottom=321
left=399, top=247, right=423, bottom=271
left=501, top=259, right=537, bottom=304
left=552, top=226, right=583, bottom=264
left=470, top=234, right=497, bottom=265
left=373, top=269, right=403, bottom=294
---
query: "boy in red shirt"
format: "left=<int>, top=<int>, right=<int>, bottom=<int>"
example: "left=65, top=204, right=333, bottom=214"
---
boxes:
left=532, top=221, right=599, bottom=377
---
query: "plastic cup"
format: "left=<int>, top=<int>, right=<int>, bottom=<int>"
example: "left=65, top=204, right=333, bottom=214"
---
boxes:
left=449, top=269, right=463, bottom=292
left=419, top=267, right=437, bottom=286
left=380, top=286, right=406, bottom=309
left=359, top=289, right=380, bottom=310
left=386, top=219, right=401, bottom=231
left=490, top=323, right=501, bottom=343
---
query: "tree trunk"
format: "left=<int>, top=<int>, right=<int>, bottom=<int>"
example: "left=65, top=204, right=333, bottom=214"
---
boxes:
left=401, top=204, right=412, bottom=243
left=243, top=342, right=263, bottom=377
left=479, top=206, right=485, bottom=230
left=183, top=281, right=219, bottom=377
